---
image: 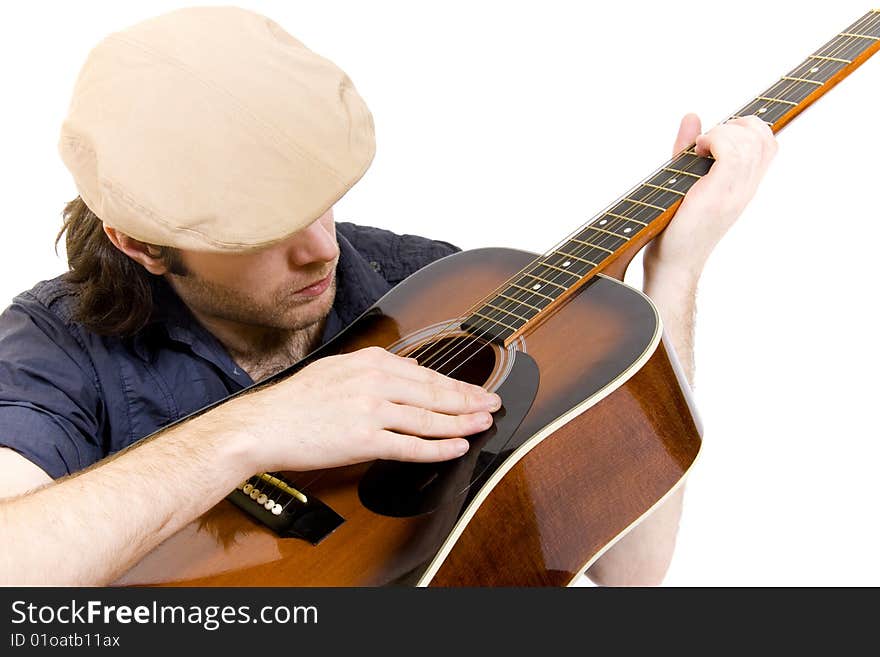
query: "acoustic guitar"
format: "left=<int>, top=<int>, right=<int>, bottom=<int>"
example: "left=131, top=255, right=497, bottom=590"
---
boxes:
left=117, top=10, right=880, bottom=586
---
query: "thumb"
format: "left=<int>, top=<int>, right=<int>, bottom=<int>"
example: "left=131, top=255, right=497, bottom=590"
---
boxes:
left=673, top=113, right=702, bottom=155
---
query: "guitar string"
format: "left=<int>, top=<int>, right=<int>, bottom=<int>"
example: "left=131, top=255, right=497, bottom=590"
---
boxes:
left=410, top=12, right=878, bottom=380
left=274, top=13, right=878, bottom=502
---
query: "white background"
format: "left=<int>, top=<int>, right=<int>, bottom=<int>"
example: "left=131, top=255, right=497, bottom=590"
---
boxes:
left=1, top=1, right=877, bottom=586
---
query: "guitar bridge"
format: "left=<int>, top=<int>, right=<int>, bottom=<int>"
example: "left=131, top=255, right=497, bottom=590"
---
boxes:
left=227, top=472, right=344, bottom=545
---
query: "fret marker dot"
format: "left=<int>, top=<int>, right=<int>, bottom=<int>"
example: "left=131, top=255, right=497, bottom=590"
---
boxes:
left=623, top=227, right=632, bottom=233
left=532, top=283, right=541, bottom=290
left=668, top=177, right=677, bottom=184
left=810, top=66, right=820, bottom=73
left=562, top=260, right=571, bottom=267
left=757, top=107, right=768, bottom=114
left=599, top=219, right=607, bottom=225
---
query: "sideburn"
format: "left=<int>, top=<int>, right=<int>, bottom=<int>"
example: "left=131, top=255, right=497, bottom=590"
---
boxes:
left=158, top=246, right=190, bottom=277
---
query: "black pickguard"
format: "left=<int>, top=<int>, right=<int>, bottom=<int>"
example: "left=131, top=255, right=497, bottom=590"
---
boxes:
left=358, top=350, right=539, bottom=517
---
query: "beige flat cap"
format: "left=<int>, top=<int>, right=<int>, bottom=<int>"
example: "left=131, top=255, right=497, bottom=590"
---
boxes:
left=59, top=6, right=375, bottom=252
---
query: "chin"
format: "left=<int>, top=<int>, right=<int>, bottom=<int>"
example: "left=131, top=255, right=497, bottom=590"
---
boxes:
left=282, top=300, right=332, bottom=330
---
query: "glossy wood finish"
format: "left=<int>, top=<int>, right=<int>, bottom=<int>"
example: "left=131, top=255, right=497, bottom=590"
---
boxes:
left=430, top=339, right=699, bottom=585
left=116, top=247, right=701, bottom=586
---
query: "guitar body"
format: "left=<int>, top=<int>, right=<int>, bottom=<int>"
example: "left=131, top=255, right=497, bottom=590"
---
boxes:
left=116, top=246, right=702, bottom=586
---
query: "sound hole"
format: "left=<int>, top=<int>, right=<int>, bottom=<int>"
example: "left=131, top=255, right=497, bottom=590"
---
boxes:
left=409, top=335, right=495, bottom=386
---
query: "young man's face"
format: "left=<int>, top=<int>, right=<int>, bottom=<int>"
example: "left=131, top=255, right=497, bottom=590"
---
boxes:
left=165, top=207, right=340, bottom=332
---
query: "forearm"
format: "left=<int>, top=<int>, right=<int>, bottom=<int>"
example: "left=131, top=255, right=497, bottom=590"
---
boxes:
left=586, top=113, right=773, bottom=586
left=0, top=407, right=256, bottom=586
left=586, top=257, right=698, bottom=586
left=642, top=259, right=698, bottom=386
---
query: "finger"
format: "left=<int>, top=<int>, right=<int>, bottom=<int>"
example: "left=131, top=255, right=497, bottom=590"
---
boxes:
left=698, top=126, right=771, bottom=195
left=372, top=349, right=500, bottom=398
left=377, top=430, right=470, bottom=462
left=380, top=402, right=494, bottom=438
left=697, top=120, right=771, bottom=161
left=673, top=113, right=702, bottom=155
left=729, top=114, right=774, bottom=139
left=726, top=116, right=777, bottom=162
left=741, top=115, right=779, bottom=164
left=383, top=378, right=501, bottom=414
left=695, top=124, right=749, bottom=161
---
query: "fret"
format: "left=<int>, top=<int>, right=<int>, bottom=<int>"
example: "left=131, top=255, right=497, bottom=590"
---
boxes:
left=541, top=251, right=595, bottom=279
left=755, top=95, right=799, bottom=106
left=607, top=201, right=661, bottom=224
left=554, top=250, right=599, bottom=266
left=485, top=302, right=531, bottom=323
left=643, top=182, right=686, bottom=196
left=839, top=32, right=879, bottom=40
left=624, top=197, right=667, bottom=211
left=586, top=225, right=633, bottom=240
left=818, top=36, right=874, bottom=60
left=790, top=58, right=847, bottom=82
left=569, top=238, right=614, bottom=254
left=808, top=54, right=852, bottom=63
left=520, top=273, right=568, bottom=290
left=588, top=217, right=641, bottom=240
left=497, top=293, right=543, bottom=312
left=628, top=183, right=681, bottom=209
left=460, top=313, right=515, bottom=344
left=510, top=283, right=554, bottom=300
left=662, top=166, right=702, bottom=179
left=471, top=311, right=518, bottom=333
left=647, top=169, right=700, bottom=196
left=561, top=238, right=616, bottom=262
left=538, top=261, right=585, bottom=277
left=575, top=232, right=625, bottom=255
left=736, top=98, right=789, bottom=123
left=603, top=212, right=648, bottom=225
left=533, top=254, right=587, bottom=278
left=781, top=75, right=822, bottom=85
left=673, top=152, right=715, bottom=176
left=765, top=78, right=817, bottom=104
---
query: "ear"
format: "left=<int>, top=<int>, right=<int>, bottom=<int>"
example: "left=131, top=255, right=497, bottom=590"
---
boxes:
left=103, top=226, right=169, bottom=275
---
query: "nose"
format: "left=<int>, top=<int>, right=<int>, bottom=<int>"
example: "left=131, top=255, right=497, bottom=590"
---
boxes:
left=284, top=215, right=339, bottom=267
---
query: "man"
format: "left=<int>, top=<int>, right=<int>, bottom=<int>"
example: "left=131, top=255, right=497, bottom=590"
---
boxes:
left=0, top=7, right=776, bottom=586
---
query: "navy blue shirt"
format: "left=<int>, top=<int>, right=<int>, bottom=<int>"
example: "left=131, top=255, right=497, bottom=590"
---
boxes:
left=0, top=222, right=459, bottom=479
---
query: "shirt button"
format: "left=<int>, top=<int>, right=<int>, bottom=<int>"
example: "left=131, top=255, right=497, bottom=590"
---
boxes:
left=369, top=261, right=382, bottom=272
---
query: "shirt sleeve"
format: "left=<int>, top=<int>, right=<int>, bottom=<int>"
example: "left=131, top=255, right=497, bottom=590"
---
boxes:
left=389, top=232, right=461, bottom=286
left=336, top=221, right=462, bottom=286
left=0, top=294, right=104, bottom=479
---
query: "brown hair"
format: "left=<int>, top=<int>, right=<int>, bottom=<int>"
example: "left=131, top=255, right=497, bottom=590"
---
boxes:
left=55, top=196, right=188, bottom=337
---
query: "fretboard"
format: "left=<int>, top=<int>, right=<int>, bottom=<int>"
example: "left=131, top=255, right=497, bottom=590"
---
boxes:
left=461, top=9, right=880, bottom=346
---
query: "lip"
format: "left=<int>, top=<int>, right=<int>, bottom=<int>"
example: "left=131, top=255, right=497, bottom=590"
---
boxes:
left=293, top=272, right=333, bottom=297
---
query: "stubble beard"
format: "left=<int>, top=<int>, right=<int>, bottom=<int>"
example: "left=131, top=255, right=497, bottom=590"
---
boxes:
left=170, top=269, right=337, bottom=334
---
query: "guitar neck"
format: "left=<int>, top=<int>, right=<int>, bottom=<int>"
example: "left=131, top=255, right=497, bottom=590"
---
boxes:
left=460, top=9, right=880, bottom=347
